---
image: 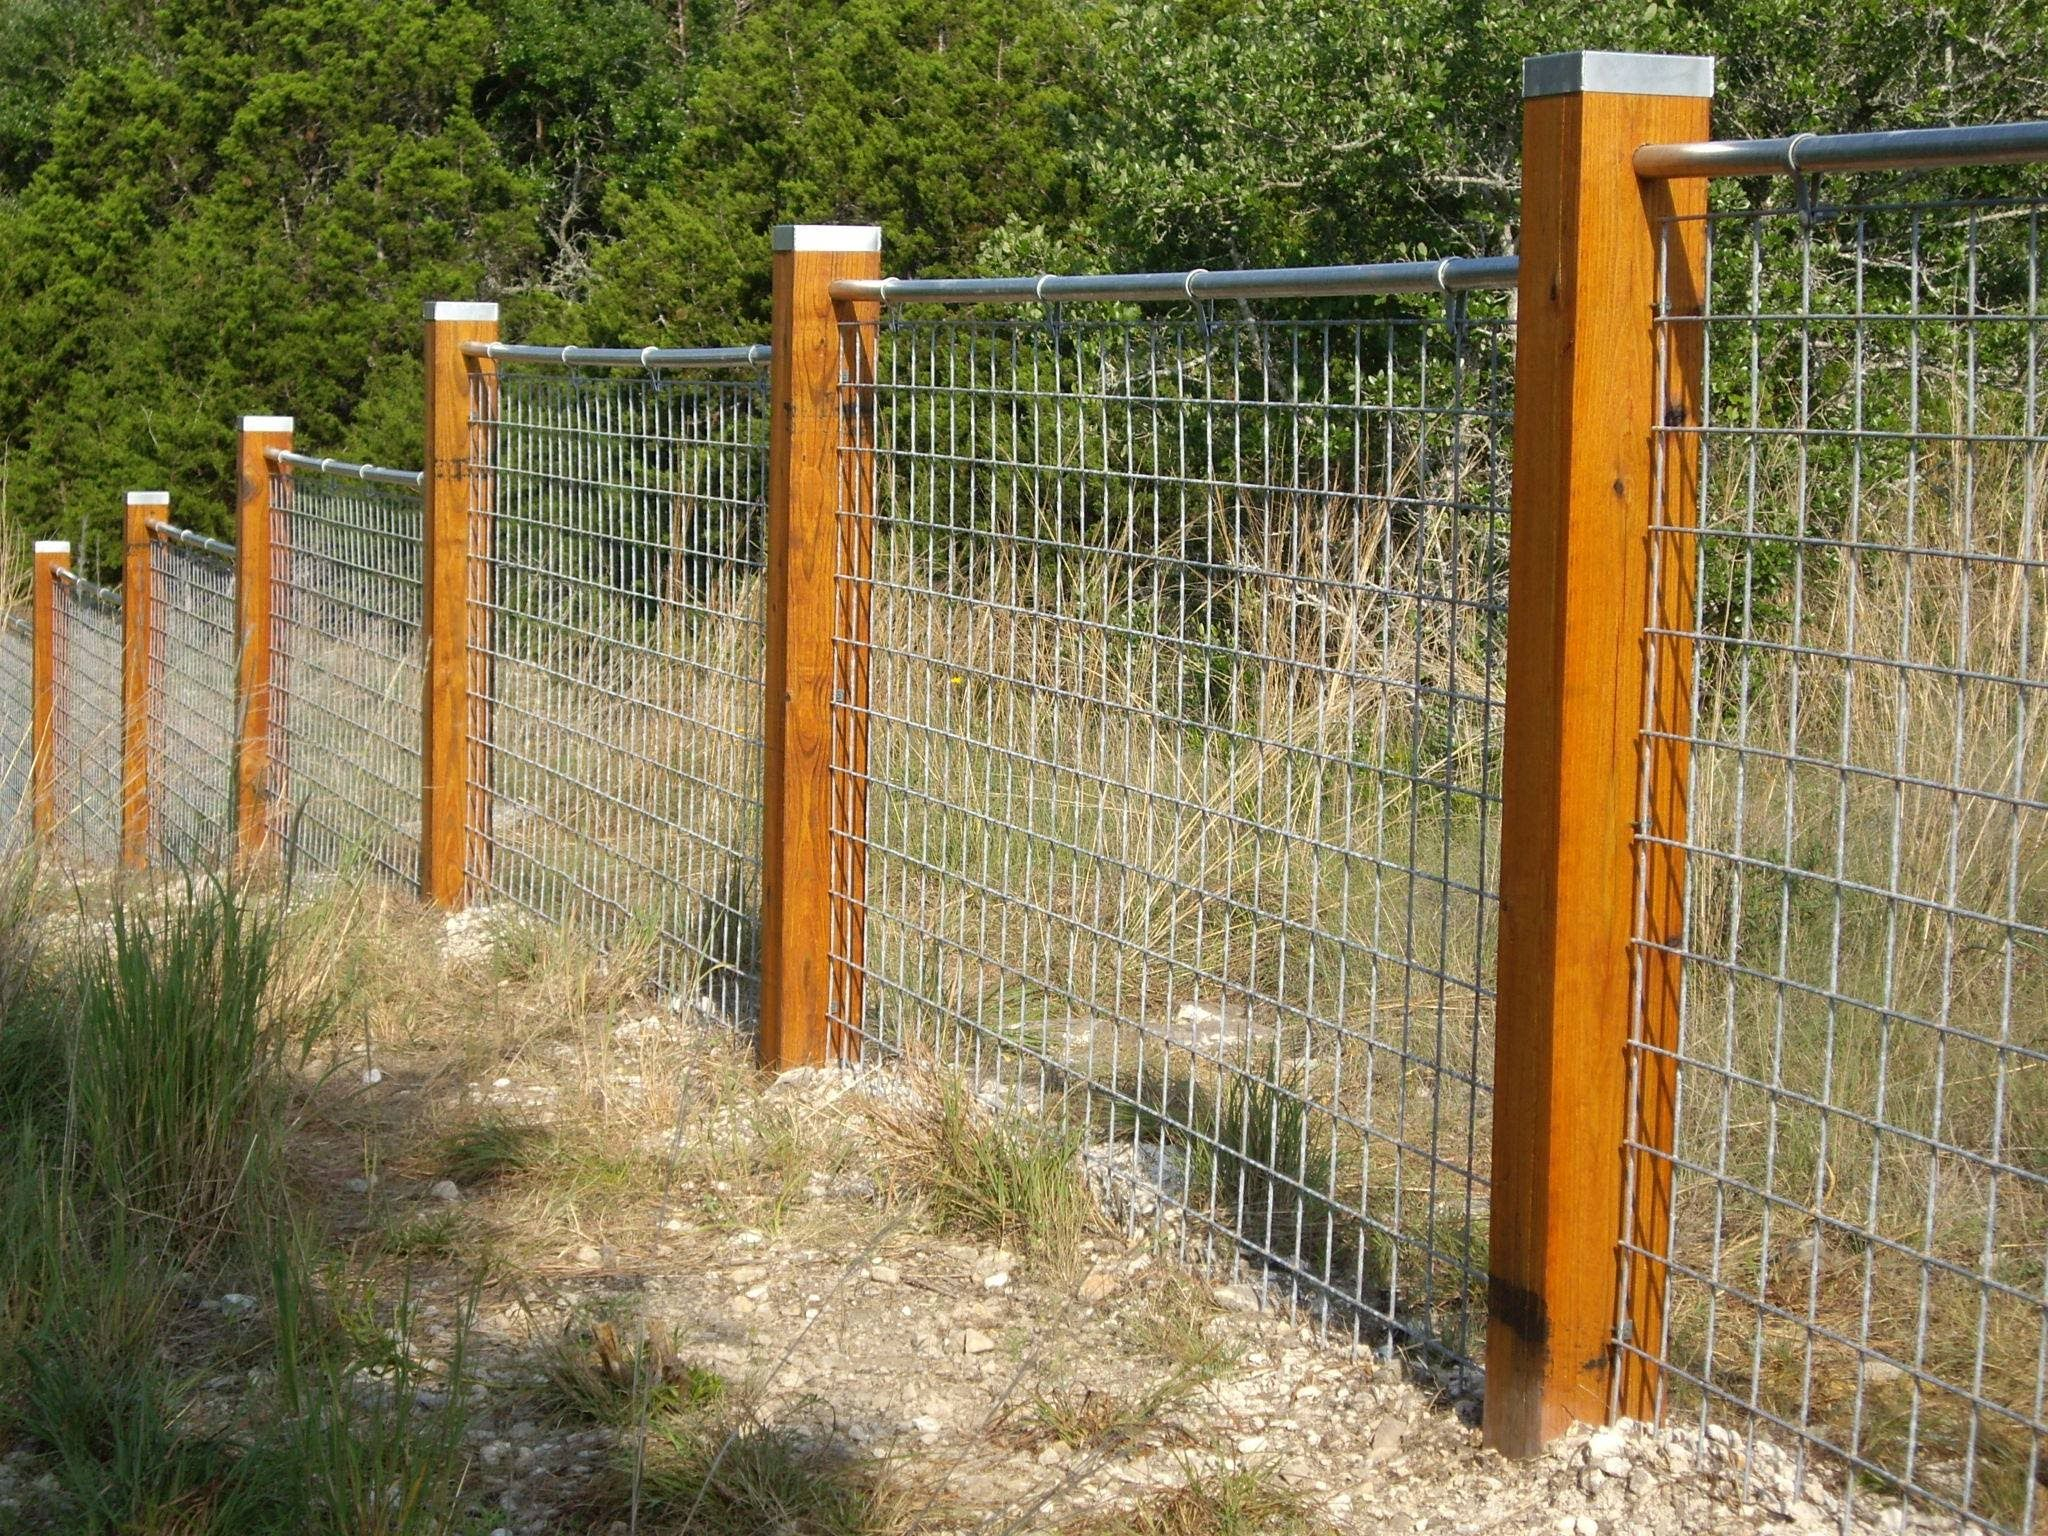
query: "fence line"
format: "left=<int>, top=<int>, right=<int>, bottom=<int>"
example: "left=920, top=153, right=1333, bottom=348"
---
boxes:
left=6, top=49, right=2045, bottom=1536
left=145, top=520, right=236, bottom=864
left=829, top=298, right=1513, bottom=1370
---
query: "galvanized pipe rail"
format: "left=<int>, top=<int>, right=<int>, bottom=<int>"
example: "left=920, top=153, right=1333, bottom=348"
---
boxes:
left=1636, top=119, right=2048, bottom=178
left=460, top=341, right=772, bottom=369
left=830, top=254, right=1519, bottom=305
left=266, top=448, right=426, bottom=490
left=52, top=567, right=121, bottom=608
left=146, top=520, right=236, bottom=563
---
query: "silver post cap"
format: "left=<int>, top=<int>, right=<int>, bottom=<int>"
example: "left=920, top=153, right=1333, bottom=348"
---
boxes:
left=1523, top=51, right=1715, bottom=99
left=239, top=415, right=294, bottom=432
left=424, top=301, right=500, bottom=322
left=126, top=491, right=170, bottom=506
left=772, top=225, right=883, bottom=253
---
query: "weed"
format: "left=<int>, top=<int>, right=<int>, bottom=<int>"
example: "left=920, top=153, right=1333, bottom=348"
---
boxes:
left=1126, top=1274, right=1238, bottom=1384
left=438, top=1115, right=549, bottom=1186
left=1067, top=1462, right=1321, bottom=1536
left=539, top=1317, right=725, bottom=1427
left=877, top=1076, right=1096, bottom=1272
left=624, top=1412, right=919, bottom=1536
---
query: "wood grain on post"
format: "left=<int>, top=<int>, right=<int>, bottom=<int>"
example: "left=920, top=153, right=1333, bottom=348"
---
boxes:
left=760, top=224, right=881, bottom=1072
left=30, top=541, right=67, bottom=840
left=420, top=300, right=499, bottom=908
left=235, top=417, right=292, bottom=867
left=122, top=492, right=167, bottom=869
left=1486, top=50, right=1712, bottom=1456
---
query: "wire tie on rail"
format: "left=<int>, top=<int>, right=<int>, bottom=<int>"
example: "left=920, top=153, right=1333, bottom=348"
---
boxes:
left=640, top=346, right=658, bottom=370
left=561, top=346, right=575, bottom=366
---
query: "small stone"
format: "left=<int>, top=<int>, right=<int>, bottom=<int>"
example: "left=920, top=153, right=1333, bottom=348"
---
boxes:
left=730, top=1265, right=769, bottom=1284
left=219, top=1293, right=258, bottom=1316
left=493, top=1077, right=512, bottom=1088
left=1586, top=1430, right=1628, bottom=1462
left=1237, top=1434, right=1269, bottom=1454
left=867, top=1263, right=901, bottom=1285
left=1077, top=1268, right=1118, bottom=1304
left=982, top=1271, right=1010, bottom=1290
left=734, top=1230, right=765, bottom=1247
left=428, top=1179, right=461, bottom=1202
left=573, top=1245, right=601, bottom=1266
left=1574, top=1518, right=1600, bottom=1536
left=1366, top=1417, right=1409, bottom=1464
left=361, top=1067, right=384, bottom=1085
left=1601, top=1456, right=1631, bottom=1479
left=1213, top=1283, right=1260, bottom=1313
left=343, top=1177, right=371, bottom=1196
left=960, top=1329, right=995, bottom=1355
left=912, top=1416, right=942, bottom=1435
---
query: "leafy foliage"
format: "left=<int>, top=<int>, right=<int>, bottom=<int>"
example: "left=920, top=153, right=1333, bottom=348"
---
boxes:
left=2, top=0, right=2045, bottom=568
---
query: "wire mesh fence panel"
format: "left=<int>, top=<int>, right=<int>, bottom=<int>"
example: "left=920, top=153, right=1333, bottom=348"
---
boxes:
left=0, top=617, right=29, bottom=851
left=832, top=303, right=1512, bottom=1369
left=271, top=468, right=425, bottom=884
left=1626, top=194, right=2048, bottom=1531
left=149, top=539, right=237, bottom=864
left=469, top=366, right=769, bottom=1022
left=52, top=575, right=122, bottom=865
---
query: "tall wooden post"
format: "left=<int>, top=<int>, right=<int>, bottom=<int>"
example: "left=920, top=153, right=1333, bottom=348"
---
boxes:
left=760, top=224, right=881, bottom=1071
left=30, top=541, right=67, bottom=840
left=1485, top=52, right=1713, bottom=1456
left=122, top=491, right=166, bottom=868
left=421, top=300, right=499, bottom=908
left=235, top=417, right=292, bottom=867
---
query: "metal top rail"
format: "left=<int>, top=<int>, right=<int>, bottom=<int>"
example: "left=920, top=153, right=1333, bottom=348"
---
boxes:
left=1636, top=119, right=2048, bottom=178
left=53, top=568, right=121, bottom=607
left=146, top=520, right=236, bottom=563
left=267, top=448, right=426, bottom=490
left=828, top=254, right=1520, bottom=306
left=459, top=341, right=773, bottom=370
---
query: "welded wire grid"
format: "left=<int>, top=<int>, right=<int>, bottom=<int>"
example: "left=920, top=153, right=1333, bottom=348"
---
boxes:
left=51, top=573, right=122, bottom=865
left=1625, top=194, right=2048, bottom=1531
left=832, top=302, right=1512, bottom=1366
left=148, top=537, right=236, bottom=864
left=0, top=616, right=29, bottom=850
left=469, top=365, right=769, bottom=1020
left=270, top=467, right=424, bottom=883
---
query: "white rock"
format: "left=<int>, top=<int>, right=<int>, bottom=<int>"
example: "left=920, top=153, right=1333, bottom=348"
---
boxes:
left=983, top=1271, right=1010, bottom=1290
left=1213, top=1283, right=1261, bottom=1313
left=429, top=1179, right=461, bottom=1202
left=960, top=1330, right=995, bottom=1355
left=730, top=1265, right=769, bottom=1284
left=362, top=1067, right=385, bottom=1085
left=867, top=1264, right=902, bottom=1285
left=1586, top=1430, right=1628, bottom=1463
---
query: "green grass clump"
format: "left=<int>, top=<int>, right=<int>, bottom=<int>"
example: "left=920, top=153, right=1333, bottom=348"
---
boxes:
left=541, top=1317, right=725, bottom=1427
left=626, top=1414, right=916, bottom=1536
left=1069, top=1464, right=1321, bottom=1536
left=0, top=867, right=480, bottom=1534
left=891, top=1076, right=1096, bottom=1271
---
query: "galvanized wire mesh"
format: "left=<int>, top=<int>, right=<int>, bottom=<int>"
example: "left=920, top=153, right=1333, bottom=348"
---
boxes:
left=1627, top=193, right=2048, bottom=1531
left=148, top=536, right=236, bottom=864
left=468, top=365, right=770, bottom=1020
left=0, top=615, right=29, bottom=851
left=51, top=573, right=122, bottom=865
left=270, top=466, right=424, bottom=883
left=832, top=302, right=1513, bottom=1369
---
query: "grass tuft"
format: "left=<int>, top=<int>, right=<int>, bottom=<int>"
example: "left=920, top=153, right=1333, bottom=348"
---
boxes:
left=1068, top=1463, right=1322, bottom=1536
left=877, top=1076, right=1097, bottom=1273
left=541, top=1317, right=725, bottom=1427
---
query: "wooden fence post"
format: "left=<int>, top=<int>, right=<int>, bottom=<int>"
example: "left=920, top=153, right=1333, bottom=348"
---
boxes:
left=1485, top=51, right=1713, bottom=1456
left=760, top=224, right=882, bottom=1072
left=421, top=300, right=499, bottom=909
left=30, top=540, right=67, bottom=841
left=122, top=491, right=167, bottom=869
left=235, top=417, right=292, bottom=868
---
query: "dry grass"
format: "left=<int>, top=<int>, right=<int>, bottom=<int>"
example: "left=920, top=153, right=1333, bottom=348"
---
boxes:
left=1065, top=1463, right=1323, bottom=1536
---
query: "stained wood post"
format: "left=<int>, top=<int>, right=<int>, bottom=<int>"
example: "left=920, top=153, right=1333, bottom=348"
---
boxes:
left=1486, top=51, right=1713, bottom=1456
left=122, top=492, right=167, bottom=868
left=421, top=300, right=499, bottom=908
left=760, top=224, right=881, bottom=1072
left=30, top=540, right=67, bottom=840
left=235, top=417, right=292, bottom=867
